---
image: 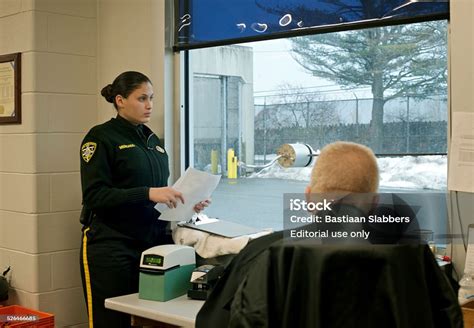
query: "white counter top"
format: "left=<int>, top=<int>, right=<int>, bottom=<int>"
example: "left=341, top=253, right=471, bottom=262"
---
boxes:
left=105, top=293, right=204, bottom=327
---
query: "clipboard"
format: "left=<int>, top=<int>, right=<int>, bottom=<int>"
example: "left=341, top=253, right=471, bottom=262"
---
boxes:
left=178, top=219, right=261, bottom=238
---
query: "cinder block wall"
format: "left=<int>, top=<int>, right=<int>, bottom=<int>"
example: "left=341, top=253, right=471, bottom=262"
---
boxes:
left=0, top=0, right=97, bottom=327
left=0, top=0, right=167, bottom=326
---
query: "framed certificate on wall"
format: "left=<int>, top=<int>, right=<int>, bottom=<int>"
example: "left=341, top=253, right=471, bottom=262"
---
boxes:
left=0, top=53, right=21, bottom=124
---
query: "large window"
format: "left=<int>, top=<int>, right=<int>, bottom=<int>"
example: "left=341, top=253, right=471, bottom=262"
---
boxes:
left=185, top=21, right=448, bottom=231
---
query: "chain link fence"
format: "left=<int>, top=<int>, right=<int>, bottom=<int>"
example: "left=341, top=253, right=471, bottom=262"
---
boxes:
left=255, top=95, right=447, bottom=159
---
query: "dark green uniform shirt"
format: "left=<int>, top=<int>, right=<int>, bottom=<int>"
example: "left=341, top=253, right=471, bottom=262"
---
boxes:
left=80, top=115, right=170, bottom=246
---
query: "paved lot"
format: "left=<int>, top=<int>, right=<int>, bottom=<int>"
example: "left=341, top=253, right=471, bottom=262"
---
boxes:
left=203, top=178, right=449, bottom=239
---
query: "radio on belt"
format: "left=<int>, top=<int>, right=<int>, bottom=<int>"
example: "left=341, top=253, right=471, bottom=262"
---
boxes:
left=138, top=245, right=195, bottom=302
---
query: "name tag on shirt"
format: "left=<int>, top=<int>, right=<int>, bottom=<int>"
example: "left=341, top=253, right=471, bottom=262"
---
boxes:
left=119, top=144, right=136, bottom=150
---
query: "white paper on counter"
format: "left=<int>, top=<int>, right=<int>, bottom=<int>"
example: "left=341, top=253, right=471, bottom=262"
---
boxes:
left=448, top=112, right=474, bottom=192
left=155, top=167, right=221, bottom=221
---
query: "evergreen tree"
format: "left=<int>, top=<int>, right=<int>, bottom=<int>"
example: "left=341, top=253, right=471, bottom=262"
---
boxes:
left=290, top=21, right=447, bottom=152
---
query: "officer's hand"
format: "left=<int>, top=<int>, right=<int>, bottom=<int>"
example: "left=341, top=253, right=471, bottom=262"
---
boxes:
left=149, top=187, right=185, bottom=209
left=193, top=199, right=211, bottom=213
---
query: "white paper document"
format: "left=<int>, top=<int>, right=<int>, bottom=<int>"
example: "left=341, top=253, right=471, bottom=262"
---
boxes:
left=155, top=167, right=221, bottom=221
left=448, top=112, right=474, bottom=192
left=464, top=225, right=474, bottom=274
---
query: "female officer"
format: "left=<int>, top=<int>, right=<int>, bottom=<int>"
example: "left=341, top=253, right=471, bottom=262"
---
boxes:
left=79, top=71, right=207, bottom=327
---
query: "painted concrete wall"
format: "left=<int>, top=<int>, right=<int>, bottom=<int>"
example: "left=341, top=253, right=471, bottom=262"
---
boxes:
left=0, top=0, right=167, bottom=326
left=0, top=0, right=96, bottom=326
left=97, top=0, right=166, bottom=135
left=448, top=0, right=474, bottom=276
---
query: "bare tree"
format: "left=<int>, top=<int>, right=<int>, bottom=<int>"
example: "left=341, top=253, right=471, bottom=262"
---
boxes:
left=269, top=83, right=340, bottom=129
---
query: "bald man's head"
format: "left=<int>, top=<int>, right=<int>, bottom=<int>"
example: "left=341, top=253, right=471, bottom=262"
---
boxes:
left=308, top=141, right=379, bottom=194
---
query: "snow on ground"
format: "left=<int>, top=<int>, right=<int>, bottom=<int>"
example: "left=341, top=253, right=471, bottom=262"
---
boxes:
left=248, top=155, right=447, bottom=190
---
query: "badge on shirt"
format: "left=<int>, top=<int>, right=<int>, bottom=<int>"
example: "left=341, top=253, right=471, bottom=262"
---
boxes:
left=155, top=145, right=165, bottom=153
left=81, top=142, right=97, bottom=163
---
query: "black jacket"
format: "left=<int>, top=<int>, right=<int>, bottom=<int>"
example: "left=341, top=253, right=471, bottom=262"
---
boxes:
left=196, top=231, right=284, bottom=327
left=80, top=115, right=169, bottom=246
left=197, top=194, right=461, bottom=328
left=229, top=242, right=462, bottom=328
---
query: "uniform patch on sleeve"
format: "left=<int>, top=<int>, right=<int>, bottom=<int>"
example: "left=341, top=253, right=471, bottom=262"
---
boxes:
left=81, top=142, right=97, bottom=163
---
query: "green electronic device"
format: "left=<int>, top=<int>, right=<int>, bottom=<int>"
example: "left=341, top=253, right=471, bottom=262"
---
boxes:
left=139, top=245, right=195, bottom=302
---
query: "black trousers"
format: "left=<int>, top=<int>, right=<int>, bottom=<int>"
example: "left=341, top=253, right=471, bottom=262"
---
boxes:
left=79, top=221, right=148, bottom=328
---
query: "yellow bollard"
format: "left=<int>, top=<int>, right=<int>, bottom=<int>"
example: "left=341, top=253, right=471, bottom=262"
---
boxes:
left=227, top=148, right=238, bottom=179
left=231, top=156, right=238, bottom=179
left=211, top=149, right=218, bottom=174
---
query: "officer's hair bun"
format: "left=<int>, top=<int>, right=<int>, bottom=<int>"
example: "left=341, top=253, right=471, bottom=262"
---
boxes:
left=100, top=84, right=115, bottom=103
